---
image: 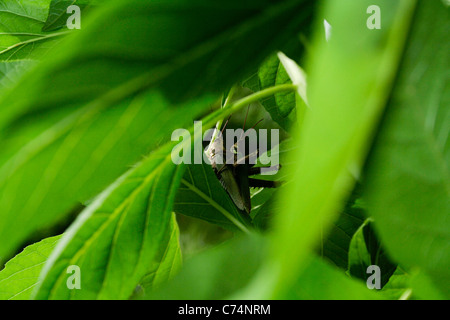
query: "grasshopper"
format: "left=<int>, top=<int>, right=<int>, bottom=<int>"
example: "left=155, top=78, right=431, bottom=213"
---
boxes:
left=205, top=115, right=281, bottom=214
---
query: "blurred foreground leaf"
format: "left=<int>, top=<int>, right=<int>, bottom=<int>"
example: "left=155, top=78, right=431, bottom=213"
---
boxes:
left=364, top=0, right=450, bottom=298
left=244, top=0, right=417, bottom=298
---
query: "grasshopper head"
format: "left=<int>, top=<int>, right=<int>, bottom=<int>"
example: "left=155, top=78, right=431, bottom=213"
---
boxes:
left=205, top=128, right=225, bottom=167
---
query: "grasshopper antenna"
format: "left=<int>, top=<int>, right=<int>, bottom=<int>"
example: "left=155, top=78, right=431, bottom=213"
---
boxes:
left=249, top=118, right=264, bottom=130
left=243, top=105, right=251, bottom=131
left=220, top=115, right=232, bottom=135
left=239, top=105, right=251, bottom=141
left=241, top=118, right=264, bottom=140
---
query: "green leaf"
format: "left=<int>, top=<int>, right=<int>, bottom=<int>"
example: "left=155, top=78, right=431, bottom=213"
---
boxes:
left=43, top=0, right=100, bottom=32
left=382, top=268, right=447, bottom=300
left=381, top=267, right=411, bottom=300
left=321, top=185, right=366, bottom=269
left=249, top=0, right=417, bottom=298
left=133, top=222, right=183, bottom=298
left=409, top=271, right=447, bottom=300
left=0, top=235, right=61, bottom=300
left=144, top=234, right=267, bottom=300
left=0, top=0, right=66, bottom=61
left=148, top=233, right=384, bottom=300
left=43, top=0, right=75, bottom=31
left=33, top=143, right=185, bottom=299
left=0, top=60, right=37, bottom=89
left=281, top=256, right=383, bottom=300
left=243, top=54, right=304, bottom=131
left=348, top=220, right=397, bottom=288
left=253, top=54, right=298, bottom=131
left=249, top=188, right=276, bottom=219
left=363, top=0, right=450, bottom=298
left=250, top=188, right=283, bottom=231
left=0, top=1, right=67, bottom=88
left=174, top=163, right=252, bottom=233
left=242, top=21, right=313, bottom=132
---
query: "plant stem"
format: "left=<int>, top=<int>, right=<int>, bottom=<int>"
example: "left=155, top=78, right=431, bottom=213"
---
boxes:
left=202, top=83, right=297, bottom=131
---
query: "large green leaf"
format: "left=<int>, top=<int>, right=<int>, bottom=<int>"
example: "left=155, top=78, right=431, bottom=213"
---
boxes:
left=240, top=0, right=417, bottom=298
left=243, top=54, right=299, bottom=131
left=242, top=30, right=312, bottom=132
left=0, top=235, right=61, bottom=300
left=0, top=0, right=316, bottom=263
left=363, top=0, right=450, bottom=298
left=33, top=143, right=185, bottom=299
left=174, top=163, right=252, bottom=233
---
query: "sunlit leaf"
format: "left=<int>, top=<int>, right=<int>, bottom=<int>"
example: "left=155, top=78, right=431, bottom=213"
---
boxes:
left=0, top=235, right=61, bottom=300
left=33, top=143, right=185, bottom=299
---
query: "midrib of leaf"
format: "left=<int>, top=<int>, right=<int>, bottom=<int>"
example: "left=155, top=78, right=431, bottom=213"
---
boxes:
left=0, top=261, right=46, bottom=287
left=0, top=32, right=47, bottom=36
left=8, top=283, right=38, bottom=300
left=180, top=178, right=250, bottom=234
left=0, top=31, right=69, bottom=56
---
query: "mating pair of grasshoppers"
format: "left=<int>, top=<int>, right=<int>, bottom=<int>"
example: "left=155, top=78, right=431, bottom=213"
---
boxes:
left=205, top=110, right=281, bottom=214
